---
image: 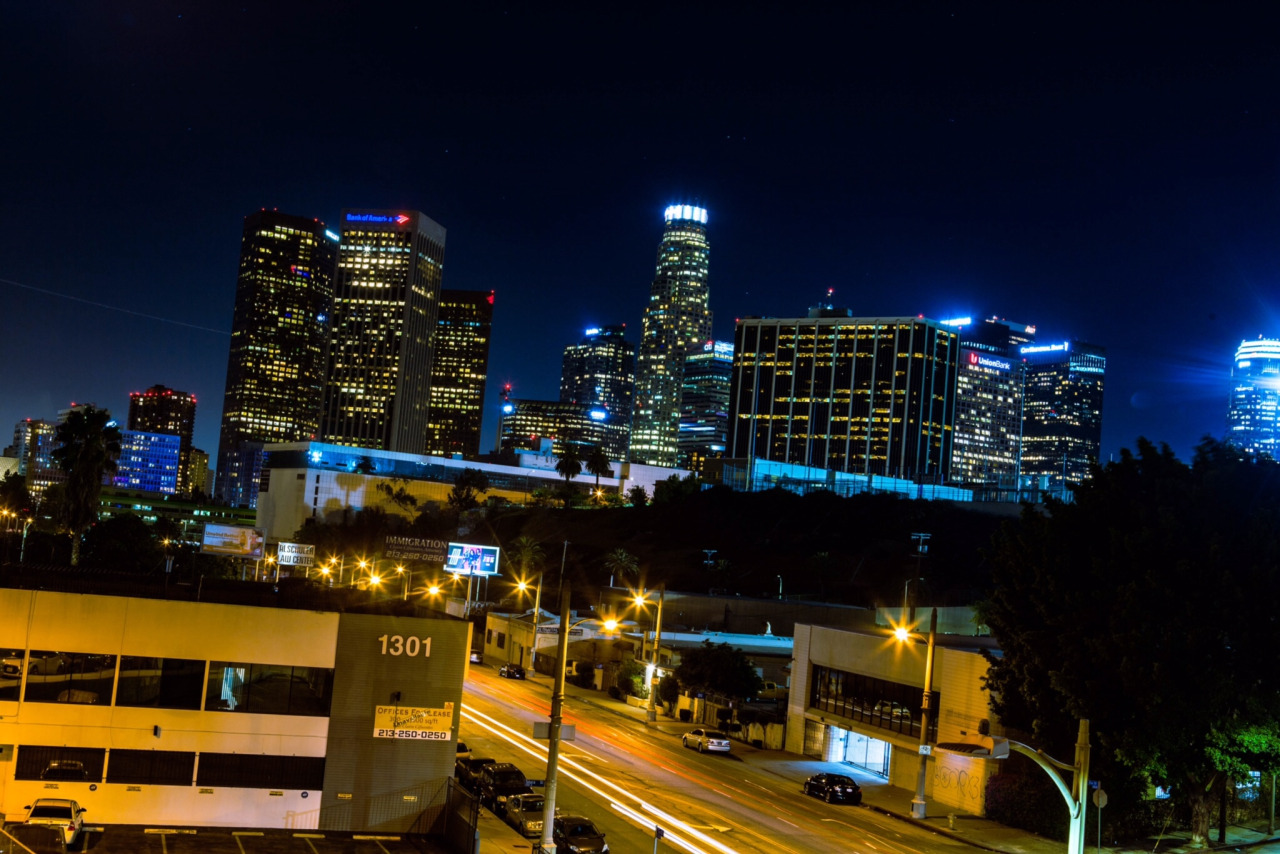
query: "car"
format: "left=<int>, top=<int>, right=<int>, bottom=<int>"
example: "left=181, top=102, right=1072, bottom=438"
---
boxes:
left=477, top=761, right=533, bottom=811
left=757, top=681, right=789, bottom=700
left=456, top=740, right=471, bottom=762
left=552, top=814, right=609, bottom=853
left=23, top=798, right=87, bottom=846
left=498, top=663, right=526, bottom=679
left=682, top=728, right=731, bottom=753
left=803, top=773, right=863, bottom=804
left=503, top=792, right=548, bottom=837
left=469, top=650, right=483, bottom=665
left=41, top=760, right=89, bottom=781
left=454, top=756, right=496, bottom=792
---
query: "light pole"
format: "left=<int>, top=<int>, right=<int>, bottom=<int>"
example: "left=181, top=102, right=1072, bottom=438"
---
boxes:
left=394, top=563, right=409, bottom=599
left=642, top=584, right=665, bottom=724
left=539, top=586, right=617, bottom=854
left=517, top=572, right=544, bottom=670
left=895, top=608, right=938, bottom=819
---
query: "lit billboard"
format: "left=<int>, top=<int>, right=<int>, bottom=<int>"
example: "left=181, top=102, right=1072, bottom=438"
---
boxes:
left=200, top=524, right=266, bottom=559
left=444, top=543, right=500, bottom=577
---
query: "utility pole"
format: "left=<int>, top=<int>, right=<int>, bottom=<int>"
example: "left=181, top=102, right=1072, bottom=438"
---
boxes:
left=539, top=585, right=573, bottom=854
left=645, top=584, right=665, bottom=724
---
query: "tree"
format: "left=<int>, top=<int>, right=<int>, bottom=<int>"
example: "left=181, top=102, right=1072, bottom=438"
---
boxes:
left=376, top=476, right=419, bottom=512
left=447, top=468, right=490, bottom=511
left=626, top=485, right=648, bottom=507
left=602, top=548, right=639, bottom=586
left=554, top=444, right=583, bottom=509
left=674, top=641, right=763, bottom=700
left=652, top=472, right=702, bottom=505
left=51, top=404, right=122, bottom=565
left=81, top=514, right=163, bottom=573
left=980, top=438, right=1280, bottom=846
left=508, top=536, right=545, bottom=582
left=585, top=446, right=613, bottom=502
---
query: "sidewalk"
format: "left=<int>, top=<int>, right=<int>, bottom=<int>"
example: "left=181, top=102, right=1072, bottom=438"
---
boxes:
left=543, top=672, right=1280, bottom=854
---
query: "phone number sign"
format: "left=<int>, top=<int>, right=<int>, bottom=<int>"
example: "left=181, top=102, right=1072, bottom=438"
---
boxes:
left=373, top=702, right=454, bottom=740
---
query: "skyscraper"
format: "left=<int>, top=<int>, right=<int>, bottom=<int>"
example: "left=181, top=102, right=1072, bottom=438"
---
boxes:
left=678, top=340, right=733, bottom=474
left=1019, top=340, right=1106, bottom=497
left=215, top=210, right=337, bottom=508
left=8, top=418, right=58, bottom=497
left=425, top=289, right=494, bottom=459
left=495, top=397, right=630, bottom=462
left=730, top=310, right=960, bottom=480
left=322, top=209, right=446, bottom=454
left=1226, top=337, right=1280, bottom=456
left=113, top=430, right=181, bottom=495
left=128, top=384, right=197, bottom=494
left=561, top=325, right=635, bottom=419
left=630, top=205, right=712, bottom=467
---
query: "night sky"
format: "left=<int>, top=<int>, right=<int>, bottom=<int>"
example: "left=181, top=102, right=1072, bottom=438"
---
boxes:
left=3, top=4, right=1278, bottom=466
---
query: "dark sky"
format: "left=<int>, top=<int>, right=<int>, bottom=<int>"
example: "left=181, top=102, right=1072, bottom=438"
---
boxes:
left=3, top=3, right=1278, bottom=465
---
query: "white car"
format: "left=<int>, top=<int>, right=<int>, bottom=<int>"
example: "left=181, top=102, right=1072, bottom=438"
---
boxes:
left=682, top=728, right=731, bottom=753
left=503, top=792, right=547, bottom=837
left=24, top=798, right=87, bottom=846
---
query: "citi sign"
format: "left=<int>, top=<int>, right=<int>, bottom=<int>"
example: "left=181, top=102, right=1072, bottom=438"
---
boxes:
left=345, top=213, right=411, bottom=225
left=969, top=353, right=1011, bottom=372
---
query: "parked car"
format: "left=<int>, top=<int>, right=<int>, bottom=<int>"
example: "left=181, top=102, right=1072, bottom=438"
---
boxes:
left=456, top=740, right=471, bottom=762
left=803, top=773, right=863, bottom=804
left=498, top=664, right=526, bottom=679
left=477, top=762, right=533, bottom=811
left=454, top=756, right=496, bottom=792
left=552, top=814, right=609, bottom=853
left=681, top=728, right=731, bottom=753
left=23, top=798, right=87, bottom=846
left=757, top=681, right=789, bottom=700
left=503, top=792, right=547, bottom=837
left=469, top=650, right=484, bottom=665
left=41, top=760, right=89, bottom=781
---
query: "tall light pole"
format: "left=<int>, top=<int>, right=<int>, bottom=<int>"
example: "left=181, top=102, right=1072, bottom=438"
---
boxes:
left=644, top=584, right=665, bottom=724
left=912, top=608, right=937, bottom=819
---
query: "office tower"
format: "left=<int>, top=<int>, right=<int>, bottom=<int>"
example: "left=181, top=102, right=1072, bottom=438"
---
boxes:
left=944, top=317, right=1035, bottom=490
left=561, top=325, right=635, bottom=417
left=1019, top=340, right=1106, bottom=497
left=496, top=391, right=629, bottom=462
left=1226, top=338, right=1280, bottom=457
left=425, top=290, right=494, bottom=458
left=128, top=385, right=197, bottom=494
left=188, top=448, right=210, bottom=496
left=730, top=310, right=960, bottom=480
left=9, top=419, right=58, bottom=497
left=113, top=430, right=181, bottom=494
left=678, top=340, right=733, bottom=474
left=630, top=205, right=712, bottom=467
left=322, top=209, right=447, bottom=454
left=215, top=210, right=338, bottom=508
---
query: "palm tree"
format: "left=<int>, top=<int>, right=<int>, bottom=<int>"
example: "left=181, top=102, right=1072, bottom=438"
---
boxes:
left=585, top=446, right=613, bottom=503
left=52, top=405, right=122, bottom=565
left=509, top=536, right=545, bottom=579
left=602, top=548, right=639, bottom=587
left=554, top=444, right=583, bottom=509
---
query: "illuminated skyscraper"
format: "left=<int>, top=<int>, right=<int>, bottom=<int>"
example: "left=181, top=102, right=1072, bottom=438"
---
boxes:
left=561, top=325, right=635, bottom=419
left=1019, top=340, right=1106, bottom=497
left=495, top=397, right=629, bottom=462
left=128, top=384, right=197, bottom=494
left=215, top=210, right=337, bottom=508
left=630, top=205, right=712, bottom=467
left=1226, top=337, right=1280, bottom=456
left=8, top=418, right=58, bottom=497
left=678, top=340, right=733, bottom=474
left=322, top=209, right=446, bottom=454
left=730, top=310, right=960, bottom=480
left=113, top=430, right=181, bottom=495
left=425, top=290, right=494, bottom=458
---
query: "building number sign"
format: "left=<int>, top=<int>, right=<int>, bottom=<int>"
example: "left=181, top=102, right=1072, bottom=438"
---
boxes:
left=377, top=634, right=432, bottom=657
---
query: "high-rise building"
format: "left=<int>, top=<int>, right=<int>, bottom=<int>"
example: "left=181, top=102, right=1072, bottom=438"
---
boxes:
left=113, top=430, right=181, bottom=495
left=128, top=385, right=197, bottom=494
left=215, top=210, right=338, bottom=508
left=187, top=448, right=210, bottom=496
left=630, top=205, right=712, bottom=467
left=729, top=310, right=960, bottom=480
left=561, top=325, right=635, bottom=419
left=322, top=209, right=447, bottom=454
left=425, top=290, right=494, bottom=459
left=678, top=340, right=733, bottom=474
left=1226, top=338, right=1280, bottom=457
left=495, top=395, right=629, bottom=462
left=944, top=317, right=1035, bottom=490
left=8, top=419, right=58, bottom=497
left=1019, top=340, right=1106, bottom=497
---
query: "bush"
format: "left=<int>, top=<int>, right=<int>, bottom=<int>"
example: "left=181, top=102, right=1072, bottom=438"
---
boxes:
left=985, top=772, right=1068, bottom=840
left=607, top=685, right=622, bottom=700
left=716, top=707, right=733, bottom=728
left=679, top=708, right=692, bottom=722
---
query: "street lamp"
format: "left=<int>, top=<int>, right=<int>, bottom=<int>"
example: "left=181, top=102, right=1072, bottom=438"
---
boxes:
left=393, top=564, right=409, bottom=600
left=540, top=586, right=618, bottom=854
left=895, top=608, right=937, bottom=820
left=630, top=585, right=666, bottom=724
left=517, top=572, right=544, bottom=670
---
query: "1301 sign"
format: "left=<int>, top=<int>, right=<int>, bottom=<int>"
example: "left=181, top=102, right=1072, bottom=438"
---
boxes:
left=377, top=635, right=432, bottom=657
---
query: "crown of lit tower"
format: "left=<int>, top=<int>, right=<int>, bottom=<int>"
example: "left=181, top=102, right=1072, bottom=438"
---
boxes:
left=1227, top=337, right=1280, bottom=457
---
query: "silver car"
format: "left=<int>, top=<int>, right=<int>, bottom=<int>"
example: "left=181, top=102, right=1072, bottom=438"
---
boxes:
left=682, top=728, right=731, bottom=753
left=503, top=792, right=546, bottom=837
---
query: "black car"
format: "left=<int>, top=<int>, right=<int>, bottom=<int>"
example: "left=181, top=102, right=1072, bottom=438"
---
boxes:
left=803, top=773, right=863, bottom=804
left=498, top=664, right=526, bottom=679
left=478, top=762, right=533, bottom=811
left=552, top=814, right=609, bottom=853
left=455, top=756, right=496, bottom=792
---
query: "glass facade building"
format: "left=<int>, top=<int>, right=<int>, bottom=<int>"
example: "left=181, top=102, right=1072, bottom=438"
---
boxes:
left=631, top=205, right=712, bottom=467
left=322, top=209, right=446, bottom=455
left=8, top=418, right=58, bottom=497
left=113, top=430, right=181, bottom=495
left=561, top=325, right=635, bottom=424
left=215, top=210, right=337, bottom=508
left=424, top=290, right=494, bottom=459
left=495, top=398, right=629, bottom=462
left=1019, top=340, right=1106, bottom=497
left=1226, top=337, right=1280, bottom=457
left=677, top=340, right=733, bottom=474
left=128, top=385, right=197, bottom=494
left=729, top=312, right=960, bottom=481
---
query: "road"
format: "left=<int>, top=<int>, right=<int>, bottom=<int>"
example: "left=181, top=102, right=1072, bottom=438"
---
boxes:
left=462, top=666, right=979, bottom=854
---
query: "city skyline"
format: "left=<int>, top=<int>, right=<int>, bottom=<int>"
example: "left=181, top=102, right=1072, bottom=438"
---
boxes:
left=3, top=6, right=1277, bottom=470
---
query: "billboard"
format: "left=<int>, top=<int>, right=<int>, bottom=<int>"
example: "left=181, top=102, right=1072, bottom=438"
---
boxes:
left=384, top=535, right=448, bottom=563
left=200, top=524, right=266, bottom=559
left=444, top=543, right=500, bottom=577
left=372, top=702, right=454, bottom=740
left=277, top=542, right=315, bottom=567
